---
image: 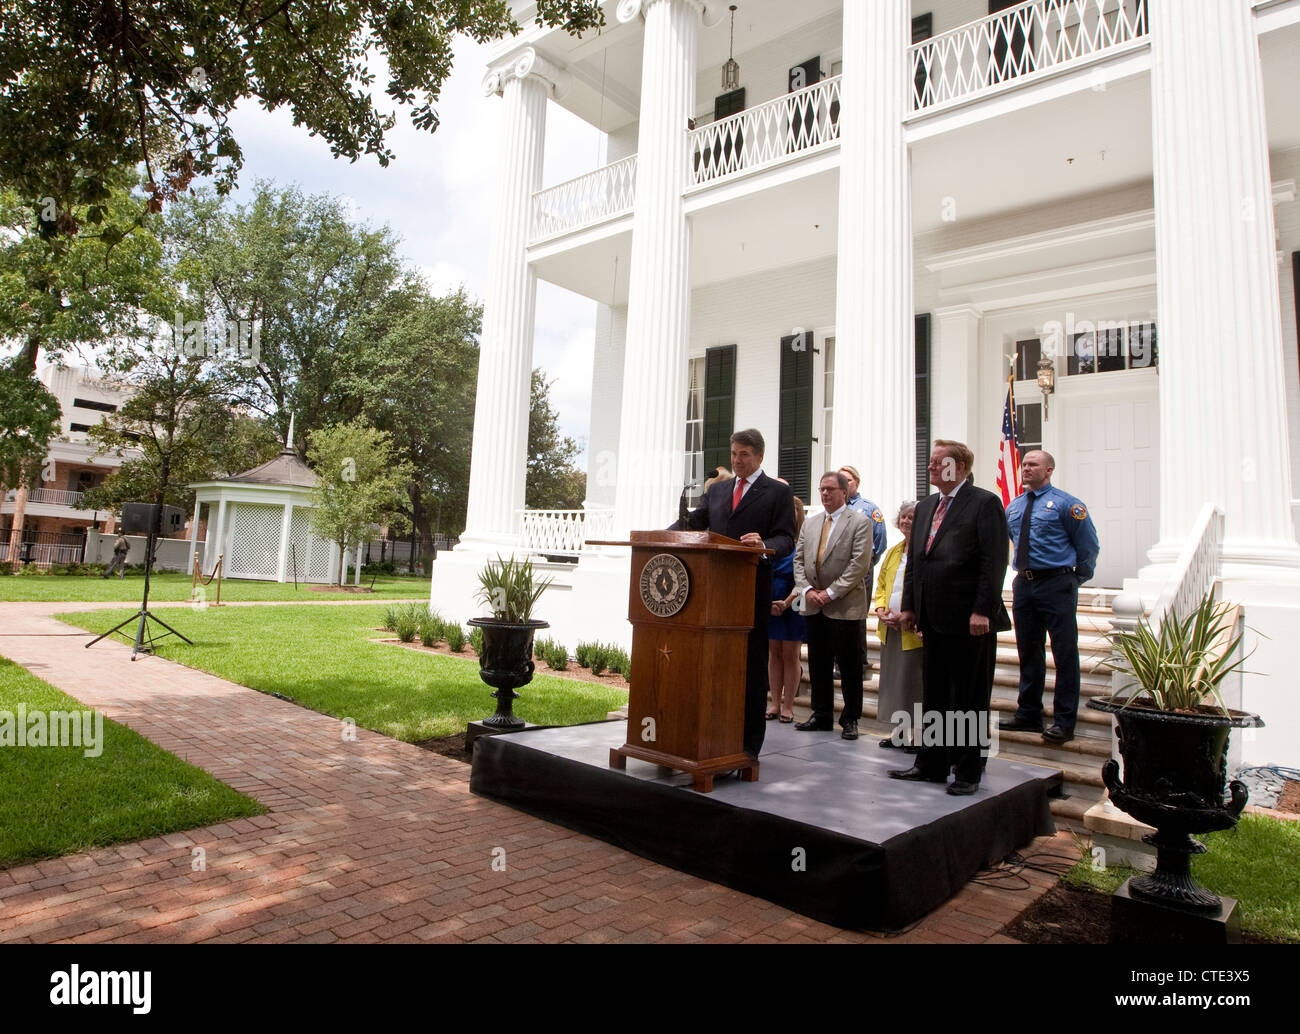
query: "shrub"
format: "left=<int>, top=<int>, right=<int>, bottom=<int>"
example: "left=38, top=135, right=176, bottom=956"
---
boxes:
left=445, top=623, right=466, bottom=652
left=588, top=644, right=607, bottom=677
left=575, top=642, right=594, bottom=668
left=606, top=646, right=630, bottom=678
left=382, top=604, right=401, bottom=631
left=544, top=641, right=568, bottom=671
left=16, top=564, right=45, bottom=576
left=392, top=607, right=420, bottom=643
left=418, top=615, right=439, bottom=648
left=0, top=561, right=12, bottom=575
left=468, top=626, right=484, bottom=655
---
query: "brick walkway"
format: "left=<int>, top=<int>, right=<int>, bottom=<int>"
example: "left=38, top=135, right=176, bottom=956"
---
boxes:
left=0, top=602, right=1071, bottom=943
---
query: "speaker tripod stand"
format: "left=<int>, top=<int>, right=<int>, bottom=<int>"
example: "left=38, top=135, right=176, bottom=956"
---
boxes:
left=86, top=526, right=193, bottom=660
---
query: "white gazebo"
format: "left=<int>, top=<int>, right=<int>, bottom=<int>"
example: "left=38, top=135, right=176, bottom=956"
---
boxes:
left=189, top=443, right=354, bottom=584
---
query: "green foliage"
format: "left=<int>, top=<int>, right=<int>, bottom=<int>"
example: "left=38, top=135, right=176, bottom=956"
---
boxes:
left=526, top=369, right=586, bottom=511
left=0, top=2, right=605, bottom=235
left=393, top=610, right=419, bottom=643
left=1105, top=588, right=1250, bottom=713
left=0, top=365, right=61, bottom=488
left=308, top=419, right=415, bottom=581
left=468, top=626, right=484, bottom=656
left=418, top=611, right=445, bottom=648
left=0, top=561, right=11, bottom=576
left=475, top=554, right=553, bottom=623
left=534, top=637, right=568, bottom=671
left=575, top=641, right=626, bottom=678
left=445, top=623, right=466, bottom=652
left=606, top=646, right=630, bottom=679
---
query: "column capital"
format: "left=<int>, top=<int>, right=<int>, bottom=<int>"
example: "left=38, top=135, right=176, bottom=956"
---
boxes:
left=617, top=0, right=718, bottom=27
left=482, top=46, right=570, bottom=99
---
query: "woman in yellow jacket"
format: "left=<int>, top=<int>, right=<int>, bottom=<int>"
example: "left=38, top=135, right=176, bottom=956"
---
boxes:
left=873, top=500, right=924, bottom=752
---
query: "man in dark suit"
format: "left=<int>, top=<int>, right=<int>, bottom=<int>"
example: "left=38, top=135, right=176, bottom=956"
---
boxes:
left=671, top=428, right=796, bottom=758
left=891, top=440, right=1009, bottom=795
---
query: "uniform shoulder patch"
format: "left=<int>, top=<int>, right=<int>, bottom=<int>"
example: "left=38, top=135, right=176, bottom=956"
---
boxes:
left=871, top=509, right=884, bottom=523
left=1070, top=504, right=1088, bottom=520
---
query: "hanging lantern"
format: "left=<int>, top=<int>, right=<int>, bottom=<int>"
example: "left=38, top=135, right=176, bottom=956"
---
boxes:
left=722, top=6, right=740, bottom=91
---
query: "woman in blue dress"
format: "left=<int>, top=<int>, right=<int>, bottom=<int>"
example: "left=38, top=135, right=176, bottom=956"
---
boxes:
left=766, top=492, right=806, bottom=723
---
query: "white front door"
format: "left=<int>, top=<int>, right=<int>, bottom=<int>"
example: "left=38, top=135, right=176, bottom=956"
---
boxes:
left=1046, top=370, right=1159, bottom=589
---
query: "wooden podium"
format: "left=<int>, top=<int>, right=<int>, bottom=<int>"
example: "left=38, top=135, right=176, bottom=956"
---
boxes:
left=596, top=530, right=767, bottom=793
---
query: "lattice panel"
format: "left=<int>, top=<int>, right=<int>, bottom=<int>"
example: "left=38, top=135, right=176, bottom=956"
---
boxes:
left=289, top=509, right=334, bottom=583
left=226, top=504, right=281, bottom=579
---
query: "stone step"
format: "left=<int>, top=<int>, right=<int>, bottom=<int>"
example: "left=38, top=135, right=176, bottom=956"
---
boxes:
left=1050, top=795, right=1092, bottom=832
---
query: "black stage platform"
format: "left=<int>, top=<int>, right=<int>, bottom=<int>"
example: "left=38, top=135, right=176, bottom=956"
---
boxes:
left=471, top=720, right=1060, bottom=931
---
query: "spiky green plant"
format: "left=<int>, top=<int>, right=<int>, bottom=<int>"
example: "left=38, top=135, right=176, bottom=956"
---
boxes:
left=1104, top=588, right=1250, bottom=714
left=475, top=555, right=553, bottom=623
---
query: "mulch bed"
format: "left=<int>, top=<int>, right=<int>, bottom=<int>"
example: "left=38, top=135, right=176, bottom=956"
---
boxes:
left=415, top=732, right=472, bottom=764
left=1003, top=881, right=1284, bottom=944
left=306, top=585, right=376, bottom=593
left=1277, top=779, right=1300, bottom=815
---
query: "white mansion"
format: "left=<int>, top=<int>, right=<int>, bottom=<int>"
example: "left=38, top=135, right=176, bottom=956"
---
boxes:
left=430, top=0, right=1300, bottom=767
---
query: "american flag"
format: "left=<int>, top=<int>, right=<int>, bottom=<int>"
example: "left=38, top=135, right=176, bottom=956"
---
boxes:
left=995, top=375, right=1022, bottom=507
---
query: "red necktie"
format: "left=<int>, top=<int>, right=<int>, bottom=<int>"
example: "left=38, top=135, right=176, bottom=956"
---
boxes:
left=926, top=495, right=952, bottom=552
left=732, top=477, right=744, bottom=511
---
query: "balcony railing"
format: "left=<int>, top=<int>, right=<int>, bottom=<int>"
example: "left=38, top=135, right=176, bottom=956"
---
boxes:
left=3, top=487, right=88, bottom=507
left=516, top=508, right=616, bottom=558
left=911, top=0, right=1149, bottom=113
left=530, top=155, right=637, bottom=242
left=688, top=75, right=842, bottom=189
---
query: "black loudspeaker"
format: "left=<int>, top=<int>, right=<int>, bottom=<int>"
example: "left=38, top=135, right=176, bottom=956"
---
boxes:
left=121, top=503, right=185, bottom=536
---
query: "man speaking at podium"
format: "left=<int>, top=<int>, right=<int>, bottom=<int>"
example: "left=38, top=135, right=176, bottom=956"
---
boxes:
left=671, top=429, right=796, bottom=759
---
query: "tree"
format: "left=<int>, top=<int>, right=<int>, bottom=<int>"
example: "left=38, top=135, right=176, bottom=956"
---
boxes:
left=0, top=172, right=165, bottom=376
left=0, top=364, right=61, bottom=489
left=80, top=348, right=280, bottom=520
left=307, top=419, right=414, bottom=583
left=0, top=1, right=604, bottom=233
left=341, top=284, right=481, bottom=557
left=526, top=369, right=586, bottom=511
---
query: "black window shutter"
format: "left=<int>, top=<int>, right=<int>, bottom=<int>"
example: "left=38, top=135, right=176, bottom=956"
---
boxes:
left=779, top=333, right=813, bottom=500
left=702, top=345, right=736, bottom=476
left=914, top=314, right=932, bottom=500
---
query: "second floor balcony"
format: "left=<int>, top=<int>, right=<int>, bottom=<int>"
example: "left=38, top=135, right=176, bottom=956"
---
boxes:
left=527, top=0, right=1153, bottom=246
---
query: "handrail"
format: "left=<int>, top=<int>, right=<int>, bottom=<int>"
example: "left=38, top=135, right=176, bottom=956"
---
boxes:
left=687, top=75, right=842, bottom=188
left=911, top=0, right=1149, bottom=114
left=530, top=155, right=637, bottom=242
left=516, top=508, right=616, bottom=557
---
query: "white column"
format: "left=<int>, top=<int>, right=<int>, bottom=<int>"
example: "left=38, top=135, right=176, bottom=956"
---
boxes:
left=930, top=305, right=983, bottom=448
left=584, top=303, right=626, bottom=510
left=188, top=500, right=201, bottom=570
left=611, top=0, right=702, bottom=536
left=276, top=502, right=293, bottom=582
left=211, top=498, right=227, bottom=573
left=833, top=0, right=914, bottom=518
left=462, top=49, right=564, bottom=548
left=1147, top=0, right=1300, bottom=572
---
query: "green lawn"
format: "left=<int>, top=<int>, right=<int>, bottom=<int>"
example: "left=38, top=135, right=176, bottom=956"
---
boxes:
left=1068, top=814, right=1300, bottom=942
left=57, top=604, right=628, bottom=741
left=0, top=656, right=265, bottom=869
left=0, top=570, right=432, bottom=603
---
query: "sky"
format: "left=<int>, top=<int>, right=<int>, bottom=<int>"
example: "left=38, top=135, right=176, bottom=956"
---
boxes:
left=223, top=33, right=604, bottom=458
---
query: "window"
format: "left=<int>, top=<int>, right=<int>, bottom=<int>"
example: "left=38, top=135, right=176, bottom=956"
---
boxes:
left=820, top=336, right=835, bottom=477
left=1068, top=322, right=1158, bottom=376
left=778, top=332, right=813, bottom=500
left=684, top=358, right=704, bottom=486
left=1015, top=403, right=1043, bottom=453
left=73, top=397, right=117, bottom=413
left=69, top=423, right=92, bottom=433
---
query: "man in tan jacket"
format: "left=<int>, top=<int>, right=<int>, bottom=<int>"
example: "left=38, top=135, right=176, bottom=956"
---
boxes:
left=793, top=471, right=874, bottom=740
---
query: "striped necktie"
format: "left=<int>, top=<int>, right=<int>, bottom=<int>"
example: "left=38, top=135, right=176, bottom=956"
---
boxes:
left=926, top=495, right=952, bottom=553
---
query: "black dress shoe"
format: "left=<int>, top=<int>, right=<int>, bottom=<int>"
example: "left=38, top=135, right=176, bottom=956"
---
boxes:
left=878, top=737, right=900, bottom=749
left=998, top=716, right=1043, bottom=732
left=840, top=720, right=858, bottom=740
left=1042, top=725, right=1075, bottom=743
left=947, top=780, right=979, bottom=796
left=794, top=717, right=833, bottom=731
left=888, top=766, right=946, bottom=783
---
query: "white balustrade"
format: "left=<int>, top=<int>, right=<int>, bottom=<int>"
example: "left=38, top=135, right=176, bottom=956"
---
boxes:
left=911, top=0, right=1148, bottom=113
left=25, top=488, right=87, bottom=507
left=687, top=76, right=842, bottom=188
left=516, top=508, right=616, bottom=558
left=530, top=156, right=638, bottom=242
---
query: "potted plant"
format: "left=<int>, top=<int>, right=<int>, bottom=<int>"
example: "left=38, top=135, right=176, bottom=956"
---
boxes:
left=467, top=555, right=553, bottom=730
left=1089, top=587, right=1264, bottom=912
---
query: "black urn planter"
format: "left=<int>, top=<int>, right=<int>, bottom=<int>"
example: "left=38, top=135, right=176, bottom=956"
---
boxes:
left=467, top=618, right=549, bottom=730
left=1088, top=697, right=1264, bottom=911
